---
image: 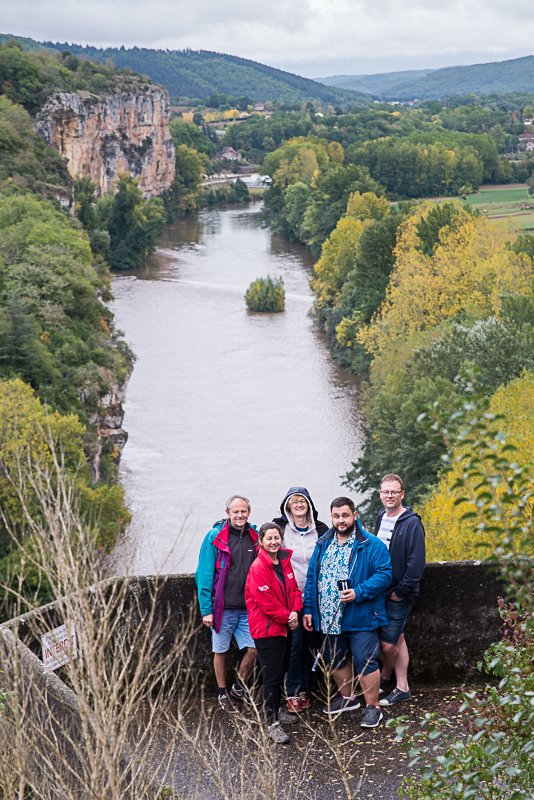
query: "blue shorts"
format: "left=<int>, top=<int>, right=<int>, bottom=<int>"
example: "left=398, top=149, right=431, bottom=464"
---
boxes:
left=212, top=609, right=254, bottom=653
left=322, top=630, right=380, bottom=676
left=380, top=598, right=412, bottom=645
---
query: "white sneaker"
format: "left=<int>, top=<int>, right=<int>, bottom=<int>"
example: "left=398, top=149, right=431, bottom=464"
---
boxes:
left=268, top=721, right=290, bottom=743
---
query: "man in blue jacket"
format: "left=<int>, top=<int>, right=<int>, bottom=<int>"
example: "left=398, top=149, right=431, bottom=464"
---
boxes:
left=303, top=497, right=392, bottom=728
left=375, top=473, right=426, bottom=707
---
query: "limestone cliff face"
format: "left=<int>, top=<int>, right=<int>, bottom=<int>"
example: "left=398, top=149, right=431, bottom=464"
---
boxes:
left=36, top=87, right=175, bottom=197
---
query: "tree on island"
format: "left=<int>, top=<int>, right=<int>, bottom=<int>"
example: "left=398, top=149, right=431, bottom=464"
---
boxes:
left=245, top=275, right=285, bottom=312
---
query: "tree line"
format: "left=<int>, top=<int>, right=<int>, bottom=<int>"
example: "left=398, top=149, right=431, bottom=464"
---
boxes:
left=247, top=102, right=534, bottom=561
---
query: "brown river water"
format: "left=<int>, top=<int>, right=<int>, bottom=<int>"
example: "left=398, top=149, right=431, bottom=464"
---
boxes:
left=111, top=202, right=363, bottom=574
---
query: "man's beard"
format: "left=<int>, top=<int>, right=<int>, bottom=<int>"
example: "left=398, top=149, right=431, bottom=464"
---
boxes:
left=334, top=522, right=355, bottom=536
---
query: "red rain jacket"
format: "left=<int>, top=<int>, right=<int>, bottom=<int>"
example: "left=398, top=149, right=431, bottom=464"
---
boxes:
left=245, top=546, right=302, bottom=639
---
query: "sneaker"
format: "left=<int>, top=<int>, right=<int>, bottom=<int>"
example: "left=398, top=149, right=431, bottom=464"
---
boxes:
left=298, top=691, right=312, bottom=710
left=379, top=675, right=395, bottom=695
left=218, top=692, right=238, bottom=713
left=268, top=721, right=290, bottom=744
left=361, top=704, right=383, bottom=727
left=230, top=682, right=246, bottom=702
left=286, top=696, right=302, bottom=713
left=379, top=688, right=412, bottom=706
left=278, top=706, right=299, bottom=724
left=322, top=695, right=361, bottom=716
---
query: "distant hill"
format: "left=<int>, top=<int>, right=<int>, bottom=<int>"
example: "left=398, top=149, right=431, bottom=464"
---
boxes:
left=318, top=69, right=436, bottom=95
left=4, top=37, right=365, bottom=107
left=0, top=32, right=45, bottom=51
left=319, top=55, right=534, bottom=100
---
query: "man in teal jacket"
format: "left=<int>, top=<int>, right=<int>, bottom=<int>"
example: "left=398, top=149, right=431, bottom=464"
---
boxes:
left=303, top=496, right=392, bottom=728
left=195, top=495, right=258, bottom=713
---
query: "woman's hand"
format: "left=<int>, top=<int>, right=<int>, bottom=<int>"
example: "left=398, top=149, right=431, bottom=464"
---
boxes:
left=288, top=611, right=299, bottom=630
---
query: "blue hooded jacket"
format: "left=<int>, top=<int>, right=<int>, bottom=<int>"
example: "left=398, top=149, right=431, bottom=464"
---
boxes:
left=303, top=521, right=392, bottom=632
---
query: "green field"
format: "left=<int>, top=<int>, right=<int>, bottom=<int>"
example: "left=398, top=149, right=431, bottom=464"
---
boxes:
left=464, top=184, right=534, bottom=230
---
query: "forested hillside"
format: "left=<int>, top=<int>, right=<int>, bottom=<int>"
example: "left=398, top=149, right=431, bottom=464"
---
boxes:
left=36, top=41, right=366, bottom=106
left=0, top=37, right=150, bottom=113
left=0, top=42, right=161, bottom=618
left=320, top=55, right=534, bottom=99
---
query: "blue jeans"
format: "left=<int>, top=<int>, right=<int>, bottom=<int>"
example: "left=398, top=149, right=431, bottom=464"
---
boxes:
left=285, top=615, right=316, bottom=696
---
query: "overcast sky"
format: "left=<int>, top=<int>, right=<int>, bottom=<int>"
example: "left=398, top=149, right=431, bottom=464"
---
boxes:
left=1, top=0, right=533, bottom=78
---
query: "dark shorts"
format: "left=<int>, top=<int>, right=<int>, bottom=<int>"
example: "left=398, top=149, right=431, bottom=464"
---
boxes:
left=380, top=598, right=412, bottom=645
left=322, top=630, right=380, bottom=676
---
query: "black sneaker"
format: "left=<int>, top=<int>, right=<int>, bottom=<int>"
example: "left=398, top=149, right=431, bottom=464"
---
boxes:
left=322, top=695, right=361, bottom=716
left=379, top=688, right=412, bottom=706
left=379, top=675, right=395, bottom=695
left=218, top=692, right=239, bottom=713
left=360, top=704, right=383, bottom=728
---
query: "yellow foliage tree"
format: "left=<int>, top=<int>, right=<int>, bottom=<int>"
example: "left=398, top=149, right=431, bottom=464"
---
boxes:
left=312, top=216, right=367, bottom=314
left=422, top=371, right=534, bottom=561
left=312, top=190, right=392, bottom=321
left=346, top=191, right=390, bottom=221
left=263, top=137, right=330, bottom=190
left=0, top=378, right=129, bottom=553
left=0, top=377, right=85, bottom=523
left=358, top=204, right=533, bottom=379
left=327, top=141, right=345, bottom=163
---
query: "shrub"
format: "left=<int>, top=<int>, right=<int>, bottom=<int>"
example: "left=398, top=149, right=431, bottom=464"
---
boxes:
left=245, top=275, right=285, bottom=312
left=395, top=388, right=534, bottom=800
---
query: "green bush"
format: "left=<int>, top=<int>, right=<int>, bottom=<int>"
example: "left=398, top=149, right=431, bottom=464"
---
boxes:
left=395, top=389, right=534, bottom=800
left=245, top=275, right=285, bottom=312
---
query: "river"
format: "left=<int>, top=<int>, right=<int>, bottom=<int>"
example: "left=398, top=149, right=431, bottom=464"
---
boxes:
left=111, top=202, right=363, bottom=574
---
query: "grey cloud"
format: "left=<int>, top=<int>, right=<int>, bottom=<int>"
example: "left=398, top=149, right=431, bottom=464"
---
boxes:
left=0, top=0, right=532, bottom=77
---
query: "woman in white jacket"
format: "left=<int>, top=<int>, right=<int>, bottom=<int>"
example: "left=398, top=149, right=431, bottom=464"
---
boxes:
left=273, top=486, right=328, bottom=713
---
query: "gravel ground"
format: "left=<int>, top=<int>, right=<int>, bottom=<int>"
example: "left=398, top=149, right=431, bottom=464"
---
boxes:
left=140, top=685, right=468, bottom=800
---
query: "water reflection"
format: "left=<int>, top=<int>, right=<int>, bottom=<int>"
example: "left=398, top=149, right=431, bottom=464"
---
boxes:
left=111, top=203, right=363, bottom=574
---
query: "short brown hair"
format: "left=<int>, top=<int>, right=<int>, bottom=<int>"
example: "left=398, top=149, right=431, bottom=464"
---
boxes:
left=380, top=474, right=404, bottom=491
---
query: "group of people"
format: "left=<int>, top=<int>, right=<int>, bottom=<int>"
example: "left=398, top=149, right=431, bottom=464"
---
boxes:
left=195, top=474, right=426, bottom=744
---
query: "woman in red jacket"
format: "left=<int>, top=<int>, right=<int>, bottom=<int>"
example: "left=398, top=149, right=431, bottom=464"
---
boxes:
left=245, top=522, right=302, bottom=743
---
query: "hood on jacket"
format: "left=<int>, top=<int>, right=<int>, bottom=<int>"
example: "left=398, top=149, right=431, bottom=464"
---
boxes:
left=375, top=507, right=421, bottom=527
left=279, top=486, right=321, bottom=528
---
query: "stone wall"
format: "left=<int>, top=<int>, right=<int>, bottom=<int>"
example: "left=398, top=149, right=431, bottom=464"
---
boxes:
left=2, top=562, right=504, bottom=691
left=140, top=562, right=505, bottom=686
left=36, top=87, right=175, bottom=197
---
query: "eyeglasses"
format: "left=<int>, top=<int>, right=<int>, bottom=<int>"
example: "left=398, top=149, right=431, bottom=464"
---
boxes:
left=380, top=490, right=402, bottom=496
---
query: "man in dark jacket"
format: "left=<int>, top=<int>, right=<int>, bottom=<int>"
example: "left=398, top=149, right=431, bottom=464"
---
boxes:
left=375, top=473, right=426, bottom=707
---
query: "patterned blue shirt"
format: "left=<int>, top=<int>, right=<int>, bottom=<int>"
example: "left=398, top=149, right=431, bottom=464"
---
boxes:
left=317, top=530, right=356, bottom=634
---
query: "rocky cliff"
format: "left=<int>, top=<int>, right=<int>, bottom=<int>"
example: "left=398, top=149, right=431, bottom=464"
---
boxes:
left=36, top=87, right=175, bottom=197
